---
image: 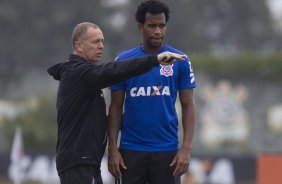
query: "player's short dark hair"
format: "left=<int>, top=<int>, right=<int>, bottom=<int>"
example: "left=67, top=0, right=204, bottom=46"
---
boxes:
left=135, top=0, right=170, bottom=24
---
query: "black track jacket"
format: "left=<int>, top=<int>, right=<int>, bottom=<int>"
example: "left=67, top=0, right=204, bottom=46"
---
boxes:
left=47, top=54, right=159, bottom=174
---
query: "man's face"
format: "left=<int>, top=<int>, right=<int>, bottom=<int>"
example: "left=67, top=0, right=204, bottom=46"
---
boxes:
left=79, top=27, right=104, bottom=63
left=139, top=13, right=167, bottom=51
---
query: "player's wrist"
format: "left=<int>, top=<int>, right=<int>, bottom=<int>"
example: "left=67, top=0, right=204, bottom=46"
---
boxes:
left=108, top=144, right=119, bottom=152
left=181, top=144, right=192, bottom=152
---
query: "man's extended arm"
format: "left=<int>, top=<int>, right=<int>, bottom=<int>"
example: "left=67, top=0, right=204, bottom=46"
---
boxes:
left=80, top=52, right=186, bottom=89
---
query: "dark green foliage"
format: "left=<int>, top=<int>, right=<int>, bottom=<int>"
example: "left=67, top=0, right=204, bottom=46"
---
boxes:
left=0, top=0, right=281, bottom=70
left=190, top=53, right=282, bottom=81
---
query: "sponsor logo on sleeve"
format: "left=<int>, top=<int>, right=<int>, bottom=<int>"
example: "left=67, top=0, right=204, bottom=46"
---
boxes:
left=188, top=60, right=195, bottom=84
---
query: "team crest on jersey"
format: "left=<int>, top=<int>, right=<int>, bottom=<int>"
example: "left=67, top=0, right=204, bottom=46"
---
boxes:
left=160, top=64, right=174, bottom=77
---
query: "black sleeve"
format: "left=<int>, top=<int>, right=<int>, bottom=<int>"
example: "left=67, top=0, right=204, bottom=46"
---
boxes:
left=77, top=55, right=159, bottom=89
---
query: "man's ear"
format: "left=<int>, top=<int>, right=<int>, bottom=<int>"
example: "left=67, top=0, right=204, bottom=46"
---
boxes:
left=74, top=41, right=83, bottom=52
left=138, top=23, right=143, bottom=32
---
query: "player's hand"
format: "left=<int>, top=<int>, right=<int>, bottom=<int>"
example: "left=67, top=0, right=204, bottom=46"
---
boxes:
left=170, top=147, right=191, bottom=177
left=108, top=149, right=127, bottom=178
left=157, top=52, right=187, bottom=65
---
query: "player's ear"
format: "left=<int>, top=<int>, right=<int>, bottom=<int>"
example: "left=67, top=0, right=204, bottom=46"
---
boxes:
left=138, top=23, right=143, bottom=32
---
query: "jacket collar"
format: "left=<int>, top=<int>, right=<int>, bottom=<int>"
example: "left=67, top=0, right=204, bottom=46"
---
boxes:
left=67, top=54, right=88, bottom=63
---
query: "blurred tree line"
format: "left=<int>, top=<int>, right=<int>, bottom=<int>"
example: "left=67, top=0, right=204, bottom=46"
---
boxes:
left=1, top=0, right=282, bottom=152
left=0, top=0, right=281, bottom=69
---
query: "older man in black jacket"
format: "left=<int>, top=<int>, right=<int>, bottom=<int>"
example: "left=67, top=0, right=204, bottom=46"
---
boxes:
left=47, top=22, right=185, bottom=184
